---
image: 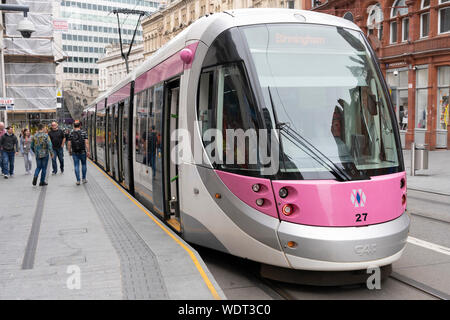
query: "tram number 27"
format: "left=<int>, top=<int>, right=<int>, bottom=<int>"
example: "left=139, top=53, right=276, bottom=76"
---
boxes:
left=355, top=213, right=368, bottom=222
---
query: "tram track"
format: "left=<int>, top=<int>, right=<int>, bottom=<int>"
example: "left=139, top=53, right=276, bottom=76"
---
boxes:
left=389, top=272, right=450, bottom=300
left=258, top=278, right=296, bottom=300
left=408, top=211, right=450, bottom=225
left=406, top=188, right=450, bottom=224
left=407, top=188, right=450, bottom=198
left=199, top=242, right=450, bottom=300
left=261, top=271, right=450, bottom=300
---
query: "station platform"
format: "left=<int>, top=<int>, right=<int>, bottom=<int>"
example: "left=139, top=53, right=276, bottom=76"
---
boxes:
left=0, top=152, right=225, bottom=300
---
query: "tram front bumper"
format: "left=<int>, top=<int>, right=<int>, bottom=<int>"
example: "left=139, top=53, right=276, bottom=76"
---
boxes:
left=278, top=212, right=410, bottom=271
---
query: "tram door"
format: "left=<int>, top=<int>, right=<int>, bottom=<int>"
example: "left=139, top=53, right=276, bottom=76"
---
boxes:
left=116, top=102, right=124, bottom=183
left=163, top=79, right=181, bottom=232
left=105, top=108, right=110, bottom=173
left=110, top=105, right=116, bottom=178
left=113, top=104, right=120, bottom=181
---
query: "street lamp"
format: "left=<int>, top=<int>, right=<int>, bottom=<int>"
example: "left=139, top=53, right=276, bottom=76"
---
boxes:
left=0, top=4, right=36, bottom=125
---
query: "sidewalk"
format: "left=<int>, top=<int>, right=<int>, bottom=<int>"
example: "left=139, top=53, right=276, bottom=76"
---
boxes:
left=0, top=153, right=224, bottom=300
left=403, top=149, right=450, bottom=194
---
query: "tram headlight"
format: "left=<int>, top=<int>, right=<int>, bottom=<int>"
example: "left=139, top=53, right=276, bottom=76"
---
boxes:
left=256, top=198, right=264, bottom=207
left=282, top=204, right=294, bottom=216
left=400, top=178, right=406, bottom=189
left=279, top=187, right=288, bottom=198
left=252, top=184, right=261, bottom=192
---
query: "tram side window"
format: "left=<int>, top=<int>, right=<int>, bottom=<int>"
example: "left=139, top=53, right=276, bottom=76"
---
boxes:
left=198, top=63, right=261, bottom=171
left=198, top=70, right=215, bottom=136
left=144, top=88, right=156, bottom=167
left=122, top=98, right=129, bottom=153
left=135, top=90, right=148, bottom=164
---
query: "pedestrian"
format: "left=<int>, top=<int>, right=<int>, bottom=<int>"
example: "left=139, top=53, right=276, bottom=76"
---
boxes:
left=20, top=128, right=34, bottom=175
left=64, top=128, right=70, bottom=150
left=0, top=122, right=6, bottom=176
left=48, top=121, right=65, bottom=174
left=68, top=120, right=90, bottom=185
left=31, top=123, right=53, bottom=186
left=0, top=126, right=19, bottom=179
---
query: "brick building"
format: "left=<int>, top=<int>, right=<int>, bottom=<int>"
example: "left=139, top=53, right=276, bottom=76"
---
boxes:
left=303, top=0, right=450, bottom=150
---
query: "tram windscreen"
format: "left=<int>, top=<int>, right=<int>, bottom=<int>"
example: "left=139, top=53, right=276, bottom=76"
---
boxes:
left=241, top=24, right=401, bottom=179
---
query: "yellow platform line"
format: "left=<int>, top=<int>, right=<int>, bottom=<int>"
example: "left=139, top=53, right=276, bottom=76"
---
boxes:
left=88, top=158, right=221, bottom=300
left=167, top=218, right=181, bottom=232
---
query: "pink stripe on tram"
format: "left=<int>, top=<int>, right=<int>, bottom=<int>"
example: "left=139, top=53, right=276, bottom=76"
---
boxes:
left=135, top=42, right=199, bottom=93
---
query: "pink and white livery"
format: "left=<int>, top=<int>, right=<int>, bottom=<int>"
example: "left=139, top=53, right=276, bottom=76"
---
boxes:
left=83, top=9, right=409, bottom=281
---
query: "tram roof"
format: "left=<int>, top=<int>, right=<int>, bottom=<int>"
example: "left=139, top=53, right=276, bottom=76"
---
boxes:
left=85, top=8, right=361, bottom=112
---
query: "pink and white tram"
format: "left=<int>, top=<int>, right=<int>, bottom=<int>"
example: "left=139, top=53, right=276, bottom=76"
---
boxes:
left=83, top=9, right=409, bottom=277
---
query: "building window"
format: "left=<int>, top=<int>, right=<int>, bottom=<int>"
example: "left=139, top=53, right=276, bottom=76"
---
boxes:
left=402, top=18, right=409, bottom=41
left=439, top=5, right=450, bottom=34
left=390, top=21, right=398, bottom=43
left=391, top=0, right=408, bottom=44
left=367, top=3, right=383, bottom=40
left=437, top=66, right=450, bottom=130
left=416, top=67, right=429, bottom=129
left=387, top=70, right=409, bottom=130
left=392, top=0, right=408, bottom=16
left=421, top=12, right=430, bottom=38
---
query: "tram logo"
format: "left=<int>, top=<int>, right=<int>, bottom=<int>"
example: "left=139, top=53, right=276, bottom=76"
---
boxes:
left=351, top=189, right=366, bottom=208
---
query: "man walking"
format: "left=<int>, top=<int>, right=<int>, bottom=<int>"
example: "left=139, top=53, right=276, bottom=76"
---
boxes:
left=0, top=126, right=19, bottom=179
left=31, top=123, right=53, bottom=186
left=48, top=121, right=65, bottom=174
left=0, top=122, right=6, bottom=176
left=68, top=120, right=89, bottom=185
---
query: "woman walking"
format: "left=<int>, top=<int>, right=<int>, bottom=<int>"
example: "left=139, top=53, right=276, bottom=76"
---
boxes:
left=20, top=128, right=33, bottom=174
left=31, top=123, right=53, bottom=186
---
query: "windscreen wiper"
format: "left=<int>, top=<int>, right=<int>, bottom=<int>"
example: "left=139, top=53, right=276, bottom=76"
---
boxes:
left=267, top=87, right=352, bottom=182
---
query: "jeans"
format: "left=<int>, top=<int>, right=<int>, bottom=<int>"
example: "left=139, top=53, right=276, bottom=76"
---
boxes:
left=34, top=155, right=49, bottom=183
left=2, top=151, right=15, bottom=175
left=147, top=150, right=156, bottom=177
left=72, top=153, right=87, bottom=182
left=51, top=147, right=64, bottom=173
left=24, top=152, right=33, bottom=172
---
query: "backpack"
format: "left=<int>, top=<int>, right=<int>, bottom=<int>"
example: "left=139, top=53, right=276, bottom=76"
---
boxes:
left=71, top=130, right=85, bottom=153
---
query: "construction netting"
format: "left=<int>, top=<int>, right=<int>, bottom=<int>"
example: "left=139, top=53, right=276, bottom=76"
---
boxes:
left=5, top=63, right=56, bottom=110
left=3, top=0, right=56, bottom=111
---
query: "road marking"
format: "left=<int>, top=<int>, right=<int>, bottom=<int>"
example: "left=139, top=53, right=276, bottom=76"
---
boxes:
left=407, top=236, right=450, bottom=256
left=88, top=159, right=222, bottom=300
left=22, top=187, right=47, bottom=270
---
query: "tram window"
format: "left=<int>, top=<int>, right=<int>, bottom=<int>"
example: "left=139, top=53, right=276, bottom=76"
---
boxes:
left=198, top=71, right=214, bottom=136
left=153, top=84, right=164, bottom=174
left=135, top=90, right=148, bottom=164
left=145, top=88, right=156, bottom=167
left=198, top=63, right=261, bottom=171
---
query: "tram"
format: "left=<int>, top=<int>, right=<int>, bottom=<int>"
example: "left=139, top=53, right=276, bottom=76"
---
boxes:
left=83, top=9, right=409, bottom=275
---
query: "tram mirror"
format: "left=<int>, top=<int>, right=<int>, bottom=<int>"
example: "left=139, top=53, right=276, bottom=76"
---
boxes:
left=367, top=93, right=378, bottom=116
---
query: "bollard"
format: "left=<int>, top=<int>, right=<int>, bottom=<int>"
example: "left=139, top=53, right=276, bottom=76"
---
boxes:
left=411, top=142, right=429, bottom=176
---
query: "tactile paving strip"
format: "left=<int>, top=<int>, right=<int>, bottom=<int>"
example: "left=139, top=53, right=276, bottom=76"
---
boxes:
left=84, top=174, right=169, bottom=299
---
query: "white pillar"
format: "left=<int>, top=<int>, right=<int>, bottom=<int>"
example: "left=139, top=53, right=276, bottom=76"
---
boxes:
left=0, top=13, right=7, bottom=126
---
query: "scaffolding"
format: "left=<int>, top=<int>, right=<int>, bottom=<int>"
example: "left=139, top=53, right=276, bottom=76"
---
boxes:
left=3, top=0, right=56, bottom=120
